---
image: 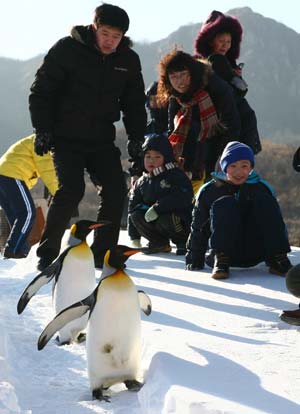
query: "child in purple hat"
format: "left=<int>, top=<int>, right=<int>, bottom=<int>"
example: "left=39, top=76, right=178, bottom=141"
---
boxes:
left=194, top=10, right=261, bottom=155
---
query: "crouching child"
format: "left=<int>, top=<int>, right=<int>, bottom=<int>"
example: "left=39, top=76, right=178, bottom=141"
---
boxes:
left=129, top=133, right=193, bottom=255
left=186, top=141, right=292, bottom=279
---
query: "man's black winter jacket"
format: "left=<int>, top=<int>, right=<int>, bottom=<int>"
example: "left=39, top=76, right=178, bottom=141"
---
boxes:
left=29, top=25, right=147, bottom=148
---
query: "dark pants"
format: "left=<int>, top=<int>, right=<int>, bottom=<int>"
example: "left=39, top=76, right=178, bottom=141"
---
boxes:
left=128, top=214, right=141, bottom=240
left=130, top=209, right=189, bottom=247
left=237, top=97, right=261, bottom=155
left=37, top=145, right=127, bottom=262
left=0, top=175, right=35, bottom=255
left=209, top=193, right=290, bottom=267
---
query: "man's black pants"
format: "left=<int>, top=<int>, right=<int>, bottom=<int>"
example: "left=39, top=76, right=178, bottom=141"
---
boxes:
left=37, top=145, right=127, bottom=262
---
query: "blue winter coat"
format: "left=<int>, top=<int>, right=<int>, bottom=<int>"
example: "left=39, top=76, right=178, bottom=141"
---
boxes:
left=187, top=170, right=275, bottom=255
left=129, top=165, right=193, bottom=226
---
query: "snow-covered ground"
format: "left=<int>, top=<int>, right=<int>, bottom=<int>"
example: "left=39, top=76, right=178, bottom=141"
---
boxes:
left=1, top=230, right=300, bottom=414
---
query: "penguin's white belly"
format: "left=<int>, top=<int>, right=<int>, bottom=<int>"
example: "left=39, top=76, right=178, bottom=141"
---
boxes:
left=87, top=279, right=141, bottom=389
left=53, top=245, right=96, bottom=342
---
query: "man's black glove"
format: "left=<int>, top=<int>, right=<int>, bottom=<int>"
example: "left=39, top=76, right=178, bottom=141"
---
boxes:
left=127, top=139, right=144, bottom=177
left=127, top=139, right=143, bottom=162
left=128, top=159, right=143, bottom=178
left=34, top=132, right=53, bottom=156
left=293, top=147, right=300, bottom=172
left=185, top=251, right=205, bottom=271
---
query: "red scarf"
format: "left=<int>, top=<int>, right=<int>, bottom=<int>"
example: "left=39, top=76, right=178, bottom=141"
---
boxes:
left=169, top=90, right=219, bottom=146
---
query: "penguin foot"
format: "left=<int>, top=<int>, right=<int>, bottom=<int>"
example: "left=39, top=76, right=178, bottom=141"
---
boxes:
left=92, top=388, right=110, bottom=402
left=76, top=332, right=86, bottom=343
left=124, top=379, right=144, bottom=391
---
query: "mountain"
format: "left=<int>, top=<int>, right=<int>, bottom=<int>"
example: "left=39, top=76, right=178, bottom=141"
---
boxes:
left=0, top=55, right=43, bottom=154
left=1, top=7, right=300, bottom=154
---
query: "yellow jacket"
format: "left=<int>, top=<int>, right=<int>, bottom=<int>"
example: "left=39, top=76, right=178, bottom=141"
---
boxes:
left=0, top=135, right=58, bottom=195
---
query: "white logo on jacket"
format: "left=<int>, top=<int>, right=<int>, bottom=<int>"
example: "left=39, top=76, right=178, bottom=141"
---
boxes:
left=160, top=179, right=171, bottom=189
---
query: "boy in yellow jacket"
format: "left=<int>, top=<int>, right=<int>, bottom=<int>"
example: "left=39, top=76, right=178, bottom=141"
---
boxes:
left=0, top=135, right=58, bottom=258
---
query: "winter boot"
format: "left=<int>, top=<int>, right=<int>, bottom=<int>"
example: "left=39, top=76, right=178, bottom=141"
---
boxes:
left=268, top=253, right=292, bottom=276
left=212, top=251, right=230, bottom=280
left=175, top=243, right=187, bottom=255
left=144, top=244, right=172, bottom=255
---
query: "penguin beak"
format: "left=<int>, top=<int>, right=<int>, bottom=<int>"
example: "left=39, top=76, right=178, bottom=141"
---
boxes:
left=89, top=221, right=110, bottom=230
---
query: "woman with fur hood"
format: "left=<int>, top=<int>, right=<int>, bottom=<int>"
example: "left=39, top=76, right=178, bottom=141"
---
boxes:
left=157, top=49, right=241, bottom=185
left=194, top=10, right=261, bottom=155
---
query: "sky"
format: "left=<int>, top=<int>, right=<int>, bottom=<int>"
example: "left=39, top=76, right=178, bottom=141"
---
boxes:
left=1, top=0, right=300, bottom=60
left=1, top=230, right=300, bottom=413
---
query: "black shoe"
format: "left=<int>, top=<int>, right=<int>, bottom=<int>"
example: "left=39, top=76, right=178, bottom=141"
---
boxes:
left=3, top=249, right=27, bottom=259
left=268, top=254, right=292, bottom=276
left=175, top=244, right=186, bottom=255
left=37, top=257, right=54, bottom=272
left=212, top=252, right=230, bottom=280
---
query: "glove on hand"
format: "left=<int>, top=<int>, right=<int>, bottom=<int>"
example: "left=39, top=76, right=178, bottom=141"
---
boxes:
left=293, top=147, right=300, bottom=172
left=34, top=132, right=53, bottom=156
left=144, top=206, right=158, bottom=222
left=127, top=139, right=143, bottom=162
left=128, top=158, right=144, bottom=178
left=231, top=76, right=248, bottom=91
left=185, top=251, right=205, bottom=271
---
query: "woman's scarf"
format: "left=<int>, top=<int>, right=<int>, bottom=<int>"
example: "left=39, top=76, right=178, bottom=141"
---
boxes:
left=169, top=89, right=220, bottom=146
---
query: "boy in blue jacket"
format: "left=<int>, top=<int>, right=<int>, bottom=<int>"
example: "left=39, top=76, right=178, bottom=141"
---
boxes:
left=129, top=133, right=193, bottom=255
left=186, top=141, right=292, bottom=279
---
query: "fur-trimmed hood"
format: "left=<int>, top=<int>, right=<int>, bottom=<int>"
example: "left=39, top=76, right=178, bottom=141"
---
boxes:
left=194, top=10, right=242, bottom=65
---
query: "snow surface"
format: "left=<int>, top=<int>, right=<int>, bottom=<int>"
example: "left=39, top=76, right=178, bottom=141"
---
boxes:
left=1, top=230, right=300, bottom=414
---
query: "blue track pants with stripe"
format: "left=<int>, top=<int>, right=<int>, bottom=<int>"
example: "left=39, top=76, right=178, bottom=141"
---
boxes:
left=0, top=175, right=36, bottom=255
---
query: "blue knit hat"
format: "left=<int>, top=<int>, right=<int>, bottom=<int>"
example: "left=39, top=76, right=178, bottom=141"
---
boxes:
left=220, top=141, right=254, bottom=173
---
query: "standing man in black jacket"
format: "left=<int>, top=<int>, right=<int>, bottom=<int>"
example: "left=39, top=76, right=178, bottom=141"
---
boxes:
left=29, top=4, right=147, bottom=271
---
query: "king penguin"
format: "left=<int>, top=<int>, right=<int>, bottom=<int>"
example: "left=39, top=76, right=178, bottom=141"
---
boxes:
left=17, top=219, right=109, bottom=345
left=37, top=245, right=152, bottom=401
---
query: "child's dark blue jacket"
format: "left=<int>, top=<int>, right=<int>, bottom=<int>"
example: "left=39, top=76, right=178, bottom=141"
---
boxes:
left=187, top=170, right=276, bottom=255
left=129, top=164, right=194, bottom=226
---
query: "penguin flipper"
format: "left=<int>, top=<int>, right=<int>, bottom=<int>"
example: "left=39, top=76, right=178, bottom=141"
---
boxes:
left=138, top=290, right=152, bottom=316
left=17, top=260, right=61, bottom=314
left=38, top=294, right=94, bottom=350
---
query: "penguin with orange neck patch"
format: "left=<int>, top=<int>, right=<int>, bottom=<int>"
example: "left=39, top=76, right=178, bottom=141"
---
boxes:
left=17, top=220, right=109, bottom=344
left=37, top=245, right=152, bottom=401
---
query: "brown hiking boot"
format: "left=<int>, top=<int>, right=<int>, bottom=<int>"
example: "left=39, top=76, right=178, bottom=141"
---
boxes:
left=211, top=252, right=230, bottom=280
left=144, top=244, right=172, bottom=255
